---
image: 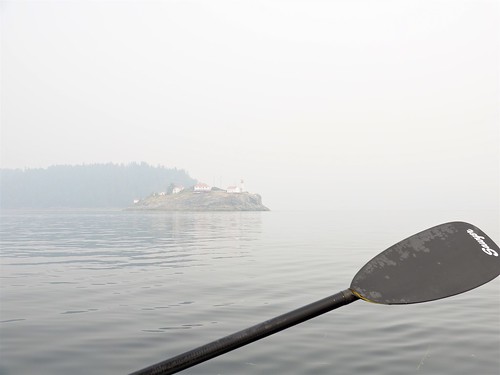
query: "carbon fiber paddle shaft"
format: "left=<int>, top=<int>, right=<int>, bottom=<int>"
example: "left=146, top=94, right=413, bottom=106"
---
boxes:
left=130, top=289, right=358, bottom=375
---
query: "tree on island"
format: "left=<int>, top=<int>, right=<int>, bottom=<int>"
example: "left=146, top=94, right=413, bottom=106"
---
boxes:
left=0, top=162, right=197, bottom=208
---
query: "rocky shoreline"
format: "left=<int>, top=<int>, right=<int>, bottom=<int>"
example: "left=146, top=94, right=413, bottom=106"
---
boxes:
left=127, top=191, right=269, bottom=211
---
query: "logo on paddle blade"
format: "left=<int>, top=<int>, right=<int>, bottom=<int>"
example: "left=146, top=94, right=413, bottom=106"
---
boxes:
left=467, top=229, right=498, bottom=256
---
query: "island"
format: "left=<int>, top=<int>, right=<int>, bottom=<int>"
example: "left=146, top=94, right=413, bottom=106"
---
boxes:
left=128, top=183, right=269, bottom=211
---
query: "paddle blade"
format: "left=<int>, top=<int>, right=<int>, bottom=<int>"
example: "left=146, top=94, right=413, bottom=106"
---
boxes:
left=350, top=222, right=500, bottom=305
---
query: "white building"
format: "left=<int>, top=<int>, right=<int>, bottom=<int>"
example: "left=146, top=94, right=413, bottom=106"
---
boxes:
left=194, top=183, right=211, bottom=192
left=227, top=179, right=246, bottom=193
left=226, top=186, right=240, bottom=193
left=172, top=186, right=184, bottom=194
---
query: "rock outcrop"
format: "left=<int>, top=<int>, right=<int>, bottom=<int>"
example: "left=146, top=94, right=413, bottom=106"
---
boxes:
left=128, top=191, right=269, bottom=211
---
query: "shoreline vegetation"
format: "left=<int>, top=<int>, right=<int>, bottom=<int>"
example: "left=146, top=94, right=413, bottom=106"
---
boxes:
left=0, top=163, right=196, bottom=209
left=0, top=163, right=269, bottom=211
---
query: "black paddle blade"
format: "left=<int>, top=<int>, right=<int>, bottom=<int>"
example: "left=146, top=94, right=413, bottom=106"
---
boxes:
left=350, top=222, right=500, bottom=305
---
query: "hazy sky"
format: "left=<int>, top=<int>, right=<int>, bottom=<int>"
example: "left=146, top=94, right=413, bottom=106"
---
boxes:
left=1, top=1, right=499, bottom=211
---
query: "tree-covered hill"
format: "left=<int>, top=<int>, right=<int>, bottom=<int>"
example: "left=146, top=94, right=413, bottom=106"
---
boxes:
left=0, top=163, right=197, bottom=208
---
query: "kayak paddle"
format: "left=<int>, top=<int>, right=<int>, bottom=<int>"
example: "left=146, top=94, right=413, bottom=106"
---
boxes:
left=130, top=221, right=499, bottom=375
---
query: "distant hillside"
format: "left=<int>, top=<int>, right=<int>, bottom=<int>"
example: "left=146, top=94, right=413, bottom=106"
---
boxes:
left=0, top=163, right=197, bottom=208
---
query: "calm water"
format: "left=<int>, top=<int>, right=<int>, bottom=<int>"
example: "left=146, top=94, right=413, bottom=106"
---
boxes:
left=1, top=209, right=499, bottom=375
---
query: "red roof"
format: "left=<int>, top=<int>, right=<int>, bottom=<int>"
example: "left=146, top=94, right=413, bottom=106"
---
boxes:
left=195, top=183, right=210, bottom=188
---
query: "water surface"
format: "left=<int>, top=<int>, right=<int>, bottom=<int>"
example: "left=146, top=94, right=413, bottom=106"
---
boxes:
left=1, top=210, right=499, bottom=374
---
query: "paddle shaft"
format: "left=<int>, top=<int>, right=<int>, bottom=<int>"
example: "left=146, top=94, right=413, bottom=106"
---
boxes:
left=131, top=289, right=358, bottom=375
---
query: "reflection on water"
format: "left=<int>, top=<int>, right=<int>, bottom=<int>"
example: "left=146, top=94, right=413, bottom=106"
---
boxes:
left=0, top=210, right=499, bottom=375
left=1, top=211, right=262, bottom=270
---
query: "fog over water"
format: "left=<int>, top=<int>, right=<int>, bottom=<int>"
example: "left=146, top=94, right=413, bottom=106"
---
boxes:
left=1, top=1, right=499, bottom=214
left=1, top=4, right=499, bottom=373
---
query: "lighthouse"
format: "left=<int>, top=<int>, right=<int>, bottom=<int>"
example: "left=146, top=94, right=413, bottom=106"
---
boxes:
left=240, top=179, right=245, bottom=193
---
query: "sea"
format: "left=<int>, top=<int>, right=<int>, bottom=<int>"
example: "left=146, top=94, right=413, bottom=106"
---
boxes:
left=1, top=209, right=499, bottom=375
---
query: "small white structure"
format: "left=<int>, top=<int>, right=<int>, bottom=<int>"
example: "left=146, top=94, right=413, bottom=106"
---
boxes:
left=172, top=186, right=184, bottom=194
left=194, top=183, right=211, bottom=192
left=227, top=179, right=246, bottom=193
left=226, top=186, right=240, bottom=193
left=159, top=191, right=166, bottom=196
left=133, top=199, right=140, bottom=204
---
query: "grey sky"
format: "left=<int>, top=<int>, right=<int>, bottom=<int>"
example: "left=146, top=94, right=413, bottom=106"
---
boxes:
left=1, top=1, right=499, bottom=211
